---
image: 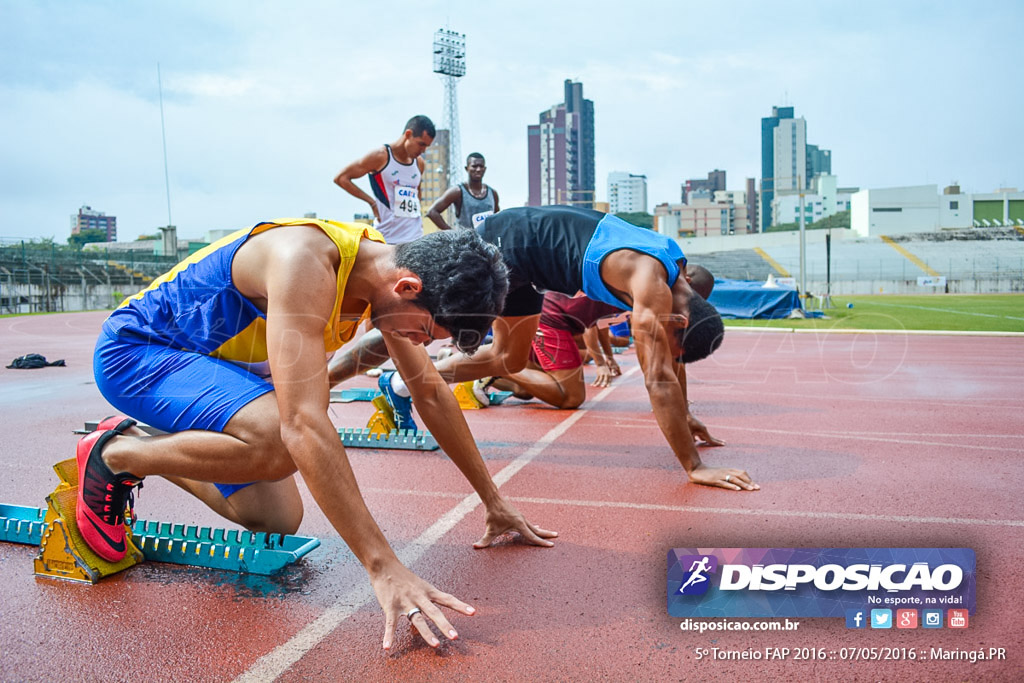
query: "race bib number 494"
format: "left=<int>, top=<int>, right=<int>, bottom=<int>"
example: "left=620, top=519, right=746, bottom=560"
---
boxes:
left=394, top=185, right=420, bottom=218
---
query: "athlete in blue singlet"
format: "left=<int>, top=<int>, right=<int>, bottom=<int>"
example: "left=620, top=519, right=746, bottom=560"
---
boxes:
left=432, top=206, right=759, bottom=493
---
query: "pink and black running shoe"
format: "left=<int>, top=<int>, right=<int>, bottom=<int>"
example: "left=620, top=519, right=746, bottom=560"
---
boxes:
left=75, top=417, right=144, bottom=562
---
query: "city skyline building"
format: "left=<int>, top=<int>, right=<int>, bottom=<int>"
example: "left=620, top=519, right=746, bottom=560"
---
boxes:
left=770, top=174, right=854, bottom=226
left=681, top=169, right=726, bottom=204
left=608, top=172, right=648, bottom=213
left=70, top=205, right=116, bottom=241
left=528, top=79, right=595, bottom=208
left=760, top=105, right=832, bottom=229
left=653, top=190, right=754, bottom=238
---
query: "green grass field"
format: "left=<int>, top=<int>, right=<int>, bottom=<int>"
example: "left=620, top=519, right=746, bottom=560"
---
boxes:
left=723, top=294, right=1024, bottom=332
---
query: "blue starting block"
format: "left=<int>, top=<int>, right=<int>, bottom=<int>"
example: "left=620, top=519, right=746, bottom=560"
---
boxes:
left=337, top=428, right=439, bottom=451
left=329, top=387, right=381, bottom=403
left=0, top=503, right=320, bottom=576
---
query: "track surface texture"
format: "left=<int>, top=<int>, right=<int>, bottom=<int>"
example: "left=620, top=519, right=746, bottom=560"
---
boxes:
left=1, top=312, right=1021, bottom=681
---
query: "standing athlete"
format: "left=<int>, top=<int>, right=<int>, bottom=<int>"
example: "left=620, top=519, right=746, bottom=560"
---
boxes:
left=427, top=152, right=500, bottom=231
left=332, top=116, right=435, bottom=415
left=333, top=115, right=434, bottom=245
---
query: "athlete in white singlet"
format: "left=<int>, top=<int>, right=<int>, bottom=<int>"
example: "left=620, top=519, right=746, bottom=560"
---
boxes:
left=333, top=115, right=435, bottom=244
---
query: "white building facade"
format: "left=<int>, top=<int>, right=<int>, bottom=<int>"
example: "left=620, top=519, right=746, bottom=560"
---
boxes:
left=608, top=172, right=648, bottom=213
left=771, top=175, right=853, bottom=226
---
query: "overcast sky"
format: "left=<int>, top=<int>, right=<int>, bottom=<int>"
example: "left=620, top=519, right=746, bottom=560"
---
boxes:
left=1, top=0, right=1021, bottom=242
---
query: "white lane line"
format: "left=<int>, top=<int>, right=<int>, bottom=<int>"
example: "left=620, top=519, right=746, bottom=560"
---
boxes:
left=235, top=367, right=641, bottom=681
left=721, top=425, right=1023, bottom=452
left=588, top=419, right=1023, bottom=452
left=363, top=488, right=1024, bottom=529
left=863, top=301, right=1024, bottom=322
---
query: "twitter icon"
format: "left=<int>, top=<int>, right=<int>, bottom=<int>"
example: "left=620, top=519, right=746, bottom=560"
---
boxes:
left=871, top=609, right=893, bottom=629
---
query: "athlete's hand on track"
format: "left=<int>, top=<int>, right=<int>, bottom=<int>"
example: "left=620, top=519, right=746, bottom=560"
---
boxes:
left=608, top=359, right=621, bottom=376
left=474, top=497, right=558, bottom=548
left=688, top=464, right=759, bottom=491
left=371, top=559, right=475, bottom=650
left=592, top=364, right=615, bottom=387
left=687, top=413, right=724, bottom=447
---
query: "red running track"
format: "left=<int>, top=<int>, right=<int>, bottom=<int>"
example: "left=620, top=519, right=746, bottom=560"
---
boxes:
left=0, top=312, right=1022, bottom=681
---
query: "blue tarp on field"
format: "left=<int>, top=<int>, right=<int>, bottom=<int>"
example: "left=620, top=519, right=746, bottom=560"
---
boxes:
left=707, top=278, right=801, bottom=319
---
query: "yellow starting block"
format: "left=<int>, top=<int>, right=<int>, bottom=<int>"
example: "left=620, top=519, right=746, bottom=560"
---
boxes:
left=453, top=381, right=487, bottom=409
left=366, top=395, right=398, bottom=434
left=34, top=458, right=143, bottom=584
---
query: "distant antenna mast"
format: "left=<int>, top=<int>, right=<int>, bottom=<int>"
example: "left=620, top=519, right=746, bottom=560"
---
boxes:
left=432, top=28, right=466, bottom=187
left=157, top=63, right=172, bottom=227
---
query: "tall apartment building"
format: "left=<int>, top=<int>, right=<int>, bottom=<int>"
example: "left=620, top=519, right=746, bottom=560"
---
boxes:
left=760, top=105, right=832, bottom=229
left=608, top=172, right=648, bottom=213
left=70, top=205, right=117, bottom=241
left=680, top=170, right=726, bottom=204
left=528, top=79, right=595, bottom=208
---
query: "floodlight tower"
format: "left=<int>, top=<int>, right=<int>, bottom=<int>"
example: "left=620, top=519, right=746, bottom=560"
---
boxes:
left=433, top=28, right=466, bottom=188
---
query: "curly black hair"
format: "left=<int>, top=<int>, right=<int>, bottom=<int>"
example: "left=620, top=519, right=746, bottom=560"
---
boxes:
left=673, top=293, right=724, bottom=364
left=394, top=229, right=508, bottom=353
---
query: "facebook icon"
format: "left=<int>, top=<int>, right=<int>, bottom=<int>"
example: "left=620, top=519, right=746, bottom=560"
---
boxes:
left=845, top=609, right=867, bottom=629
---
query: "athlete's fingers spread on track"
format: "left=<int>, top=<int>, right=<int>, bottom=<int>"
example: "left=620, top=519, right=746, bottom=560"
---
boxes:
left=695, top=431, right=725, bottom=447
left=408, top=610, right=441, bottom=648
left=428, top=587, right=476, bottom=617
left=371, top=561, right=465, bottom=650
left=382, top=610, right=397, bottom=650
left=528, top=521, right=559, bottom=539
left=476, top=501, right=556, bottom=548
left=727, top=469, right=759, bottom=491
left=416, top=601, right=459, bottom=645
left=473, top=529, right=500, bottom=548
left=688, top=418, right=725, bottom=447
left=689, top=465, right=759, bottom=491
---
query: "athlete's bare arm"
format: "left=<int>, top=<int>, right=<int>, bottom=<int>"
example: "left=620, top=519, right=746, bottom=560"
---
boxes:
left=620, top=256, right=757, bottom=491
left=491, top=188, right=500, bottom=213
left=582, top=326, right=615, bottom=388
left=427, top=186, right=462, bottom=231
left=334, top=146, right=388, bottom=222
left=256, top=228, right=473, bottom=649
left=385, top=334, right=557, bottom=548
left=434, top=314, right=541, bottom=383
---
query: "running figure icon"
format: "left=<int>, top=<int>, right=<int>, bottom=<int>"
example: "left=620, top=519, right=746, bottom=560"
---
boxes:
left=679, top=556, right=713, bottom=593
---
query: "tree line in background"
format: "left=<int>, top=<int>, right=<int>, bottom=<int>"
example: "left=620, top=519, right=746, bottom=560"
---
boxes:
left=766, top=210, right=850, bottom=233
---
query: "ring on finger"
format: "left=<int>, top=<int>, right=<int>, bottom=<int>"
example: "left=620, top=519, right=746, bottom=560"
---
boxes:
left=405, top=607, right=422, bottom=621
left=725, top=475, right=732, bottom=483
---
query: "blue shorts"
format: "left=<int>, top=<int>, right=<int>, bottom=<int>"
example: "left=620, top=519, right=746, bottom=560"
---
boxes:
left=94, top=327, right=275, bottom=498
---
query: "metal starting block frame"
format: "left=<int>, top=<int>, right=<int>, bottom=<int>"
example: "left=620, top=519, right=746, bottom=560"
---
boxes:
left=338, top=427, right=439, bottom=451
left=0, top=502, right=320, bottom=578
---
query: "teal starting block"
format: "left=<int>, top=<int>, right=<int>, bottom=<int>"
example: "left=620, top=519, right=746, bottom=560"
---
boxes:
left=329, top=387, right=381, bottom=403
left=0, top=503, right=320, bottom=576
left=338, top=428, right=439, bottom=451
left=80, top=419, right=436, bottom=451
